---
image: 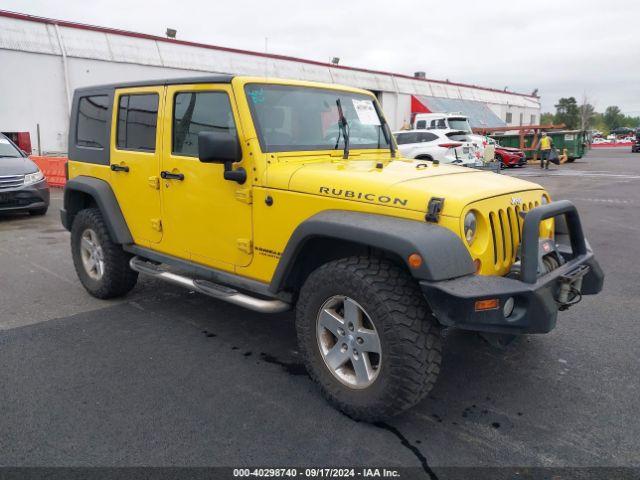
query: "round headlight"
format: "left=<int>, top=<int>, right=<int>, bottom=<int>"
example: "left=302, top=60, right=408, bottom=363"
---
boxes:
left=541, top=194, right=549, bottom=205
left=464, top=211, right=477, bottom=245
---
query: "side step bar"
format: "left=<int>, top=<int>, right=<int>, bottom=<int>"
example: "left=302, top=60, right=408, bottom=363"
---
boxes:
left=129, top=257, right=290, bottom=314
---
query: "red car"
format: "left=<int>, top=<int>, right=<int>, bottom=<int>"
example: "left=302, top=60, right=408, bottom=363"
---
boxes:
left=494, top=144, right=527, bottom=167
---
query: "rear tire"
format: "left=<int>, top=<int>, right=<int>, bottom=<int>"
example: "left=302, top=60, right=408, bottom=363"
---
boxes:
left=295, top=256, right=441, bottom=421
left=71, top=208, right=138, bottom=299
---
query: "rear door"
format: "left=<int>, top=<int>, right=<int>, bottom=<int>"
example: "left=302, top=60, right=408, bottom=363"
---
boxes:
left=109, top=87, right=164, bottom=246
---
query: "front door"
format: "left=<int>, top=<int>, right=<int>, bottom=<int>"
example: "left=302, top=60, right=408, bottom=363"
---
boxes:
left=159, top=84, right=252, bottom=271
left=109, top=87, right=163, bottom=246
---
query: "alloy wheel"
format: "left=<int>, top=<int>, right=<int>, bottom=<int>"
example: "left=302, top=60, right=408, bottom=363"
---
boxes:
left=316, top=295, right=382, bottom=389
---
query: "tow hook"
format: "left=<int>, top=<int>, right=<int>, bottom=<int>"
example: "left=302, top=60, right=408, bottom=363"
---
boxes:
left=556, top=264, right=590, bottom=310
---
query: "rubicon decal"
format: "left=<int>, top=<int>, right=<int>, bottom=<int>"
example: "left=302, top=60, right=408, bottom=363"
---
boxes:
left=319, top=187, right=408, bottom=207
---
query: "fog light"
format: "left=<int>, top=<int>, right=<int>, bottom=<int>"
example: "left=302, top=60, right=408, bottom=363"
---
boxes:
left=503, top=297, right=515, bottom=318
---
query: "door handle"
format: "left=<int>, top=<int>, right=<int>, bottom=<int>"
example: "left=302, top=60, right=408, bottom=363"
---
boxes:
left=160, top=171, right=184, bottom=181
left=110, top=164, right=129, bottom=172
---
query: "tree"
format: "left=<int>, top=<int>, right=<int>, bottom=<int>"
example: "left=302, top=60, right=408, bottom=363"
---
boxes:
left=578, top=95, right=595, bottom=131
left=554, top=97, right=579, bottom=129
left=603, top=106, right=624, bottom=131
left=540, top=112, right=554, bottom=125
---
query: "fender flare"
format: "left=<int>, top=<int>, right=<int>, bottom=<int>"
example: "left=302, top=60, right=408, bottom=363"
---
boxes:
left=61, top=176, right=133, bottom=244
left=269, top=210, right=474, bottom=293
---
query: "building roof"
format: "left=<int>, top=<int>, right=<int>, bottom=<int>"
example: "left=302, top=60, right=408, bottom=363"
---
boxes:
left=413, top=95, right=506, bottom=128
left=0, top=9, right=538, bottom=100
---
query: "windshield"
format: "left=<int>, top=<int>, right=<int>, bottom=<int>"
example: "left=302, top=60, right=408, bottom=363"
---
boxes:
left=0, top=136, right=22, bottom=158
left=245, top=84, right=390, bottom=153
left=448, top=118, right=472, bottom=133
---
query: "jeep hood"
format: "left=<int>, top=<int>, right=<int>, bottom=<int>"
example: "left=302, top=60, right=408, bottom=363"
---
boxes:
left=267, top=158, right=543, bottom=216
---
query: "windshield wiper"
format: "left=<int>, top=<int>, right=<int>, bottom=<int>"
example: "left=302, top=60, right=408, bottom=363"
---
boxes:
left=0, top=155, right=20, bottom=158
left=336, top=99, right=350, bottom=159
left=379, top=114, right=397, bottom=158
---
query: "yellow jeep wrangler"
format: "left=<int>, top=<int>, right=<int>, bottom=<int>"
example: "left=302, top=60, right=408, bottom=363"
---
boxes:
left=61, top=76, right=603, bottom=420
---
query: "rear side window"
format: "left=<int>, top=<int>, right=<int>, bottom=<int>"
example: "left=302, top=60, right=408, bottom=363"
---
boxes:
left=395, top=132, right=418, bottom=145
left=76, top=95, right=109, bottom=149
left=417, top=132, right=438, bottom=142
left=116, top=94, right=159, bottom=152
left=416, top=120, right=427, bottom=129
left=172, top=91, right=236, bottom=157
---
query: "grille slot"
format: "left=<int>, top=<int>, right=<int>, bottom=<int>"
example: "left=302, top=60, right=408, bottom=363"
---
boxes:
left=0, top=175, right=24, bottom=189
left=489, top=213, right=498, bottom=265
left=487, top=201, right=539, bottom=268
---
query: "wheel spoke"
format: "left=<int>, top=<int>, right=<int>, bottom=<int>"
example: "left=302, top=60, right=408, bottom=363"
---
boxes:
left=85, top=256, right=96, bottom=270
left=352, top=352, right=373, bottom=384
left=95, top=260, right=104, bottom=277
left=318, top=308, right=345, bottom=337
left=356, top=328, right=381, bottom=354
left=324, top=343, right=349, bottom=370
left=343, top=298, right=361, bottom=326
left=81, top=237, right=93, bottom=252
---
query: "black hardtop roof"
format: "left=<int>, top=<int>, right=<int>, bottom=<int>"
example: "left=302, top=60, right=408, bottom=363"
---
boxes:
left=74, top=74, right=234, bottom=94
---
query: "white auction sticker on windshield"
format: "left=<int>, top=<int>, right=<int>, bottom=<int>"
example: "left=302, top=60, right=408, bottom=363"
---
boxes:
left=0, top=139, right=9, bottom=144
left=352, top=99, right=380, bottom=125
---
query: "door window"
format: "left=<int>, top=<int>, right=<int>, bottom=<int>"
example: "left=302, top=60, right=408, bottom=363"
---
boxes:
left=172, top=91, right=237, bottom=157
left=116, top=94, right=159, bottom=152
left=76, top=95, right=109, bottom=149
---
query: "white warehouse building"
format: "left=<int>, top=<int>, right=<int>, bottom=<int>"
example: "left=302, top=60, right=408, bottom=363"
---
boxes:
left=0, top=10, right=541, bottom=155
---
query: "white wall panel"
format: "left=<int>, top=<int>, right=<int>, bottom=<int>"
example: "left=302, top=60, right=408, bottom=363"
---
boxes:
left=58, top=26, right=112, bottom=61
left=0, top=17, right=59, bottom=55
left=0, top=49, right=68, bottom=154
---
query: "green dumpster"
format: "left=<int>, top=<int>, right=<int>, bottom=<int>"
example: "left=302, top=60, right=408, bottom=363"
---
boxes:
left=547, top=130, right=588, bottom=161
left=490, top=130, right=589, bottom=161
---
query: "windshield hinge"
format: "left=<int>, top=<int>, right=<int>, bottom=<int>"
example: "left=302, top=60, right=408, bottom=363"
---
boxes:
left=150, top=218, right=162, bottom=232
left=235, top=188, right=253, bottom=204
left=237, top=238, right=253, bottom=254
left=148, top=176, right=160, bottom=190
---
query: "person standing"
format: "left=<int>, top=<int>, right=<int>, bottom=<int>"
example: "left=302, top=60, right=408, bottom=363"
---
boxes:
left=539, top=132, right=553, bottom=169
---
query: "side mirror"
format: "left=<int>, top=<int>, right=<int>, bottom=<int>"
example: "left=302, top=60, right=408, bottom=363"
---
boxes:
left=198, top=130, right=241, bottom=163
left=198, top=130, right=246, bottom=184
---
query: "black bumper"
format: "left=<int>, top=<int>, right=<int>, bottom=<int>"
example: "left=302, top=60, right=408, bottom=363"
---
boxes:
left=421, top=200, right=604, bottom=335
left=0, top=180, right=50, bottom=213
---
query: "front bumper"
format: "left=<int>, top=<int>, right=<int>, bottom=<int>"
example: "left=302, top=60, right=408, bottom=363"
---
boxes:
left=420, top=200, right=604, bottom=334
left=0, top=180, right=50, bottom=212
left=503, top=154, right=526, bottom=166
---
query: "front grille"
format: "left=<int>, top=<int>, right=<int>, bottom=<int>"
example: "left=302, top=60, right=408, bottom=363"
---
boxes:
left=488, top=201, right=540, bottom=268
left=0, top=175, right=24, bottom=189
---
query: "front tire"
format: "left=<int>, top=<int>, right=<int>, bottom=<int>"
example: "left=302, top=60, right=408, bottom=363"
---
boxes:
left=71, top=208, right=138, bottom=299
left=295, top=257, right=441, bottom=421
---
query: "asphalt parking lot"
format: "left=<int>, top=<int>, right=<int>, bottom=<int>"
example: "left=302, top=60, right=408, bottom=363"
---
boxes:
left=1, top=149, right=639, bottom=474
